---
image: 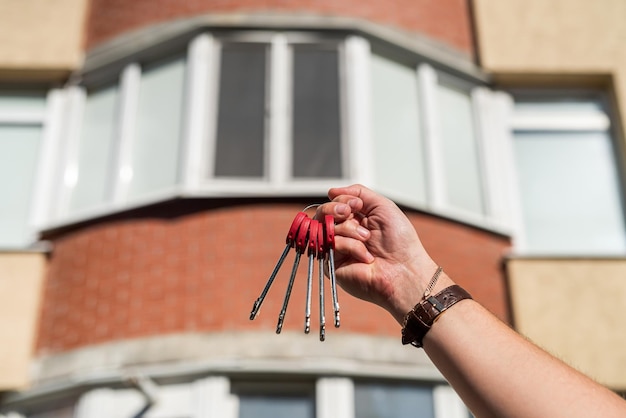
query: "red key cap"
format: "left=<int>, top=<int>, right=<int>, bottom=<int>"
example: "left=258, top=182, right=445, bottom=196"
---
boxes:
left=276, top=216, right=311, bottom=334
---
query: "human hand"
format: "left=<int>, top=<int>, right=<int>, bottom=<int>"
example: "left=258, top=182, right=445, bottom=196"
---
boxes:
left=316, top=184, right=454, bottom=323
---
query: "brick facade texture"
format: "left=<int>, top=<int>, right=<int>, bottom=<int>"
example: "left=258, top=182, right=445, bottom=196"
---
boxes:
left=85, top=0, right=475, bottom=56
left=36, top=203, right=510, bottom=355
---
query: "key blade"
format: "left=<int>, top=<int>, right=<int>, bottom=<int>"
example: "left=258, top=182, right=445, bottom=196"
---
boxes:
left=276, top=251, right=303, bottom=333
left=249, top=243, right=291, bottom=320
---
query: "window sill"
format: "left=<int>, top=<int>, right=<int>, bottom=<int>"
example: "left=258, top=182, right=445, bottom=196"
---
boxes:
left=40, top=183, right=513, bottom=241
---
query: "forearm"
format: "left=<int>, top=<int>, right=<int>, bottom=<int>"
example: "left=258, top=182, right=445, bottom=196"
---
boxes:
left=421, top=295, right=626, bottom=418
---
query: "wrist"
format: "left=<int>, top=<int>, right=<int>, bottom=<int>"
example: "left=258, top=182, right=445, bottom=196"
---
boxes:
left=391, top=264, right=455, bottom=324
left=401, top=284, right=473, bottom=347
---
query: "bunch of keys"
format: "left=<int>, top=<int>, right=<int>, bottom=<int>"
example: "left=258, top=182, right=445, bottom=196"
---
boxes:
left=249, top=207, right=340, bottom=341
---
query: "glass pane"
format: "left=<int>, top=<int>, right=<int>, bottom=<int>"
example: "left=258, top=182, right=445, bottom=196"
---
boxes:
left=514, top=95, right=606, bottom=115
left=129, top=55, right=186, bottom=198
left=437, top=83, right=484, bottom=214
left=292, top=45, right=342, bottom=178
left=27, top=405, right=74, bottom=418
left=354, top=383, right=434, bottom=418
left=214, top=43, right=267, bottom=178
left=0, top=124, right=42, bottom=247
left=239, top=394, right=314, bottom=418
left=514, top=130, right=626, bottom=254
left=370, top=53, right=426, bottom=203
left=70, top=84, right=118, bottom=212
left=0, top=90, right=46, bottom=113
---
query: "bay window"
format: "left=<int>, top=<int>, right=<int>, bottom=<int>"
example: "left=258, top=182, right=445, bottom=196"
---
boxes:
left=23, top=29, right=508, bottom=237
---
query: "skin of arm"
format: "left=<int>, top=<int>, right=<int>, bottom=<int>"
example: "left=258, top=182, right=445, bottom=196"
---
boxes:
left=317, top=184, right=626, bottom=418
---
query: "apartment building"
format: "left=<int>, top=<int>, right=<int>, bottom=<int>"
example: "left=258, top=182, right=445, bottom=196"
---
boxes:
left=1, top=0, right=624, bottom=416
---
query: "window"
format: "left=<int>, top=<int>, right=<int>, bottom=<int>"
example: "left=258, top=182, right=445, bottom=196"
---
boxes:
left=436, top=77, right=484, bottom=216
left=511, top=93, right=626, bottom=254
left=291, top=43, right=342, bottom=178
left=26, top=406, right=74, bottom=418
left=43, top=30, right=501, bottom=234
left=370, top=51, right=427, bottom=205
left=354, top=382, right=434, bottom=418
left=368, top=50, right=487, bottom=222
left=129, top=54, right=186, bottom=199
left=56, top=32, right=349, bottom=224
left=238, top=393, right=314, bottom=418
left=211, top=35, right=344, bottom=181
left=0, top=90, right=46, bottom=248
left=214, top=42, right=268, bottom=178
left=232, top=381, right=315, bottom=418
left=9, top=376, right=469, bottom=418
left=69, top=83, right=119, bottom=212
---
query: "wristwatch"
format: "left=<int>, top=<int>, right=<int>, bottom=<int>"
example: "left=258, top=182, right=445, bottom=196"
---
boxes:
left=401, top=285, right=472, bottom=347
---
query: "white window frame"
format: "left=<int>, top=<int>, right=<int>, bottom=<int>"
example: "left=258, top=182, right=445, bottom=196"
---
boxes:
left=0, top=88, right=63, bottom=248
left=419, top=67, right=489, bottom=225
left=503, top=90, right=624, bottom=255
left=195, top=31, right=356, bottom=195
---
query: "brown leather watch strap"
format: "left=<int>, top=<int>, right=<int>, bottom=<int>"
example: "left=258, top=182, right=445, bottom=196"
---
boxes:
left=401, top=285, right=472, bottom=347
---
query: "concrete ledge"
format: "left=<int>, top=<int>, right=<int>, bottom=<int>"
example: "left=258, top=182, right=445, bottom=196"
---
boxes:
left=5, top=331, right=441, bottom=406
left=82, top=12, right=487, bottom=84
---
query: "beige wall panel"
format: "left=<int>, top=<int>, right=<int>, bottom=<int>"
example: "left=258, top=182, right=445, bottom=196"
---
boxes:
left=473, top=0, right=626, bottom=72
left=507, top=258, right=626, bottom=390
left=0, top=253, right=46, bottom=390
left=0, top=0, right=87, bottom=71
left=473, top=0, right=626, bottom=142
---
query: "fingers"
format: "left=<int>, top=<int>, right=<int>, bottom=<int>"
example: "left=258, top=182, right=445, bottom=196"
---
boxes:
left=315, top=202, right=371, bottom=242
left=335, top=235, right=375, bottom=264
left=313, top=194, right=374, bottom=264
left=314, top=195, right=363, bottom=222
left=328, top=184, right=389, bottom=215
left=335, top=216, right=371, bottom=241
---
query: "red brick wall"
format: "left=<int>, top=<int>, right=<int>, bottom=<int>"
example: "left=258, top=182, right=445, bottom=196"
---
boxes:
left=85, top=0, right=475, bottom=56
left=36, top=203, right=509, bottom=354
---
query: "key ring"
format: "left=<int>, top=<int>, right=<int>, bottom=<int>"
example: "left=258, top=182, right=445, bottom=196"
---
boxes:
left=249, top=202, right=341, bottom=341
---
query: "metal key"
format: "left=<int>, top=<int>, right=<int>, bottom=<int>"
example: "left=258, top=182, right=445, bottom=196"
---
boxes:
left=276, top=216, right=311, bottom=334
left=316, top=222, right=326, bottom=341
left=304, top=220, right=320, bottom=334
left=324, top=215, right=340, bottom=328
left=250, top=212, right=308, bottom=320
